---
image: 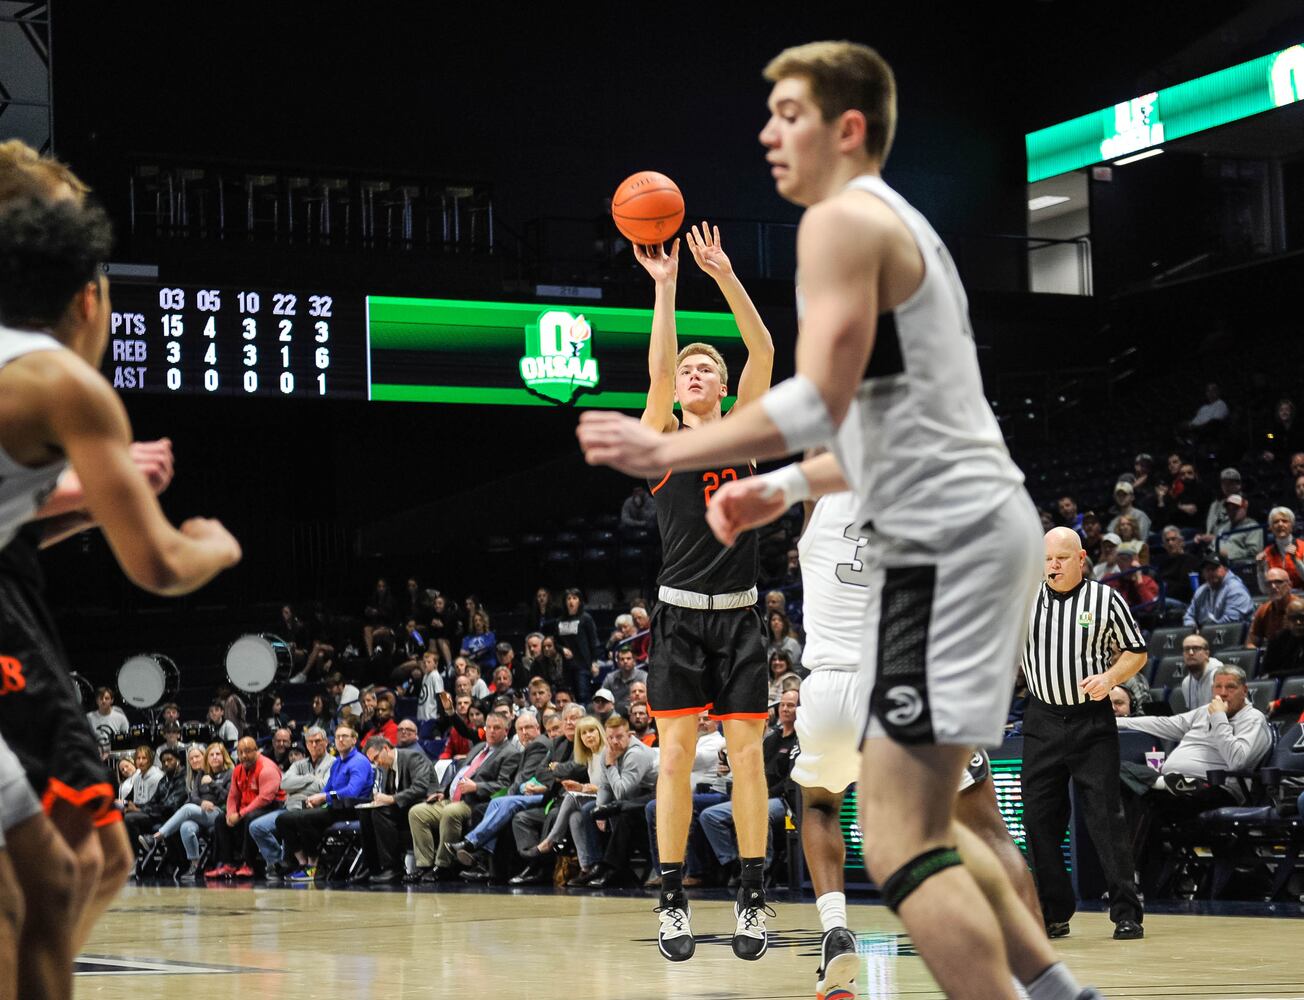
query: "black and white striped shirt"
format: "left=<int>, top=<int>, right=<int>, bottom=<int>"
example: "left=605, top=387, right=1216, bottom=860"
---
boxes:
left=1022, top=578, right=1147, bottom=706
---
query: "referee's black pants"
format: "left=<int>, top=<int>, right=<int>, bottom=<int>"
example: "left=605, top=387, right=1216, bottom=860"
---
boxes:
left=1022, top=696, right=1142, bottom=926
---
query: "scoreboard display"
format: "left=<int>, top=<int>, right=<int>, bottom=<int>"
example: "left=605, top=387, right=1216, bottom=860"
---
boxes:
left=101, top=284, right=743, bottom=409
left=105, top=283, right=367, bottom=399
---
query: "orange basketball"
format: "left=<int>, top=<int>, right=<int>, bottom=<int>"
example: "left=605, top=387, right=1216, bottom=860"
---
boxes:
left=611, top=171, right=684, bottom=246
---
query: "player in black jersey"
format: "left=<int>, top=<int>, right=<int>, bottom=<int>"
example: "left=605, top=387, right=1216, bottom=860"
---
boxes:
left=630, top=224, right=775, bottom=962
left=0, top=147, right=240, bottom=997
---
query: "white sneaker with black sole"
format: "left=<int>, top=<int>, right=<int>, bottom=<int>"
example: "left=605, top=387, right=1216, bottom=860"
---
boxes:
left=815, top=926, right=858, bottom=999
left=654, top=898, right=695, bottom=962
left=731, top=890, right=774, bottom=961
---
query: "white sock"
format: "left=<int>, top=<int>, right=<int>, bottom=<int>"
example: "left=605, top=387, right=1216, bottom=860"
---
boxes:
left=1025, top=962, right=1083, bottom=1000
left=815, top=891, right=848, bottom=933
left=1013, top=976, right=1030, bottom=999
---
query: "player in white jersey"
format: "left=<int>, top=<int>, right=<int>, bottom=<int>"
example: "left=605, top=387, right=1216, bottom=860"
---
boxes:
left=0, top=155, right=240, bottom=997
left=796, top=484, right=1047, bottom=1000
left=579, top=41, right=1098, bottom=1000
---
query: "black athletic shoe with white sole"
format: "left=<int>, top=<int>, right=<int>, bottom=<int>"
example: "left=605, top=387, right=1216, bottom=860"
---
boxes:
left=815, top=926, right=858, bottom=999
left=654, top=897, right=695, bottom=962
left=732, top=889, right=774, bottom=961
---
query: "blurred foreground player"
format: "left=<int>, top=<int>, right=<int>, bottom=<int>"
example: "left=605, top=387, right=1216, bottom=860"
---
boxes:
left=631, top=225, right=775, bottom=961
left=793, top=483, right=1046, bottom=1000
left=0, top=157, right=241, bottom=993
left=579, top=41, right=1098, bottom=1000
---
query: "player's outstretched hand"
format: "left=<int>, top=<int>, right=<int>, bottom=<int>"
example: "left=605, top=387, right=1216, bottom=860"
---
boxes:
left=632, top=238, right=680, bottom=284
left=180, top=517, right=243, bottom=568
left=685, top=222, right=732, bottom=280
left=130, top=438, right=174, bottom=495
left=576, top=411, right=667, bottom=478
left=706, top=476, right=789, bottom=547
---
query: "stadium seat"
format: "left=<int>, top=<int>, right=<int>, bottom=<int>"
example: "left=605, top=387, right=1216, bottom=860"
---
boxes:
left=1247, top=679, right=1277, bottom=714
left=1148, top=686, right=1169, bottom=708
left=1151, top=654, right=1185, bottom=687
left=1201, top=622, right=1247, bottom=652
left=1199, top=723, right=1304, bottom=900
left=1148, top=625, right=1193, bottom=659
left=1214, top=648, right=1259, bottom=676
left=318, top=820, right=364, bottom=882
left=1169, top=687, right=1188, bottom=714
left=1279, top=676, right=1304, bottom=701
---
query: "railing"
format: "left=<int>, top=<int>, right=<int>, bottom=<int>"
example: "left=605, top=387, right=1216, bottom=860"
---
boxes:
left=125, top=155, right=495, bottom=254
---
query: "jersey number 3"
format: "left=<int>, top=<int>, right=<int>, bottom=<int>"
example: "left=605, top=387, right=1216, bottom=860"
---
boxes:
left=701, top=469, right=738, bottom=506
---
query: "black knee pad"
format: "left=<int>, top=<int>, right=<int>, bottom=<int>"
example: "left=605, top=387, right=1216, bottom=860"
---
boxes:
left=880, top=846, right=962, bottom=912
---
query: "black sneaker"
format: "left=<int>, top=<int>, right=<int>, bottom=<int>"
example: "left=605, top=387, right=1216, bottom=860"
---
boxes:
left=1046, top=920, right=1071, bottom=939
left=732, top=889, right=774, bottom=961
left=816, top=926, right=858, bottom=999
left=654, top=894, right=695, bottom=962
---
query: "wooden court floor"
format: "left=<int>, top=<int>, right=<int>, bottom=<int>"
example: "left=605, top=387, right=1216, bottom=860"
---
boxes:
left=78, top=883, right=1304, bottom=999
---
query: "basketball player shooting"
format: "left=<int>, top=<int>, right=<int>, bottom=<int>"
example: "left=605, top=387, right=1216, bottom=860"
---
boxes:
left=629, top=224, right=776, bottom=962
left=579, top=42, right=1101, bottom=1000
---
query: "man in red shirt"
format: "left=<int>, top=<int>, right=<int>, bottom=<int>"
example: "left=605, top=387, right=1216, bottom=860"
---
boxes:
left=207, top=737, right=285, bottom=878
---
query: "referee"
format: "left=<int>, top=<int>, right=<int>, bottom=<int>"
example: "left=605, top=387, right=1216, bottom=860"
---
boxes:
left=1021, top=527, right=1146, bottom=941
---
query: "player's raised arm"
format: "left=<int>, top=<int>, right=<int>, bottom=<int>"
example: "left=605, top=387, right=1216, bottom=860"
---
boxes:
left=685, top=222, right=773, bottom=408
left=636, top=239, right=682, bottom=433
left=42, top=355, right=241, bottom=596
left=578, top=199, right=883, bottom=478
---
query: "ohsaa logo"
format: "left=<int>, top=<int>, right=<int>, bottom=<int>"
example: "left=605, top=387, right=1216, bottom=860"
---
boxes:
left=520, top=310, right=601, bottom=405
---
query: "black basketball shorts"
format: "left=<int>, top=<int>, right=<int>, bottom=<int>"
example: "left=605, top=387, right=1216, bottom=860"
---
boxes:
left=647, top=603, right=768, bottom=721
left=0, top=574, right=117, bottom=825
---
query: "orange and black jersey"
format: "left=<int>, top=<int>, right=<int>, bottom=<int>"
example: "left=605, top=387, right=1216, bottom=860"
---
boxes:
left=648, top=458, right=759, bottom=595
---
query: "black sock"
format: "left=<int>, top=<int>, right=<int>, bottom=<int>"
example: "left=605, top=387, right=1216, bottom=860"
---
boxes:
left=739, top=856, right=765, bottom=903
left=660, top=862, right=685, bottom=905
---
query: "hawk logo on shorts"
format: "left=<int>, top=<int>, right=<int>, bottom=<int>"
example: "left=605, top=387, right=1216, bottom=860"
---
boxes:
left=1077, top=611, right=1094, bottom=629
left=883, top=685, right=924, bottom=727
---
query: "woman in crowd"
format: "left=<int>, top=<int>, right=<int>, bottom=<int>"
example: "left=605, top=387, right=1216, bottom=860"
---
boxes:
left=767, top=649, right=801, bottom=704
left=427, top=592, right=456, bottom=667
left=307, top=693, right=334, bottom=733
left=766, top=610, right=803, bottom=669
left=532, top=587, right=559, bottom=631
left=556, top=589, right=600, bottom=700
left=530, top=715, right=604, bottom=859
left=1114, top=514, right=1151, bottom=565
left=260, top=693, right=295, bottom=735
left=144, top=742, right=234, bottom=882
left=460, top=609, right=498, bottom=670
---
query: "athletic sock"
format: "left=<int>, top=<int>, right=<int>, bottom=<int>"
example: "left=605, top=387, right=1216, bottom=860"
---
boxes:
left=660, top=863, right=685, bottom=907
left=1025, top=962, right=1083, bottom=1000
left=739, top=856, right=765, bottom=904
left=1013, top=977, right=1030, bottom=999
left=815, top=891, right=848, bottom=933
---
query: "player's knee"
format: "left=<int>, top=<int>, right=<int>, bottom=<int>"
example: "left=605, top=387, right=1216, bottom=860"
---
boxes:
left=656, top=743, right=692, bottom=780
left=27, top=839, right=77, bottom=931
left=874, top=846, right=963, bottom=913
left=99, top=825, right=134, bottom=885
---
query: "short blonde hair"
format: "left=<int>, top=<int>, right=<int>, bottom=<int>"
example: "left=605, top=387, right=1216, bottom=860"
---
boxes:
left=763, top=41, right=897, bottom=163
left=676, top=342, right=728, bottom=388
left=573, top=716, right=606, bottom=765
left=0, top=139, right=90, bottom=204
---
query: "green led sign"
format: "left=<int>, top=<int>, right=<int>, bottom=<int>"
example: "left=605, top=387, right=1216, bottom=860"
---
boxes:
left=367, top=296, right=742, bottom=408
left=1026, top=42, right=1304, bottom=182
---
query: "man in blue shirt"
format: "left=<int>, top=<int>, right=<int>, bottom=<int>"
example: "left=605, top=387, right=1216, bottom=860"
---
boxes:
left=1183, top=555, right=1255, bottom=628
left=273, top=724, right=373, bottom=880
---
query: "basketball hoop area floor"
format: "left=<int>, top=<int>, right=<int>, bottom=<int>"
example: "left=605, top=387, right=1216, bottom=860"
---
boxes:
left=81, top=883, right=1304, bottom=999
